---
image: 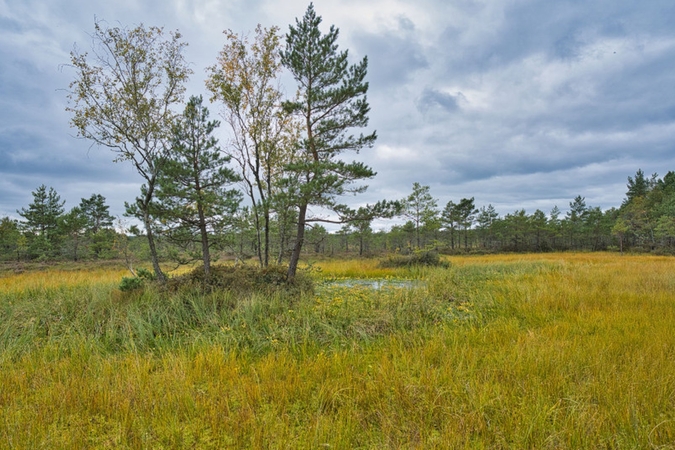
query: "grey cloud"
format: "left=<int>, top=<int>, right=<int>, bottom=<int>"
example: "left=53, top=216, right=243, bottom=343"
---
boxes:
left=0, top=16, right=25, bottom=34
left=435, top=0, right=675, bottom=79
left=416, top=88, right=462, bottom=115
left=353, top=16, right=428, bottom=89
left=2, top=0, right=675, bottom=225
left=552, top=31, right=585, bottom=60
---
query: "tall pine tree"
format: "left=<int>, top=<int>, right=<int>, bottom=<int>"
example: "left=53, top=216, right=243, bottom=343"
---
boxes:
left=281, top=3, right=377, bottom=278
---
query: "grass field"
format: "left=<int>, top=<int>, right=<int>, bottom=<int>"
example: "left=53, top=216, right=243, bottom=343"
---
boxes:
left=1, top=253, right=674, bottom=448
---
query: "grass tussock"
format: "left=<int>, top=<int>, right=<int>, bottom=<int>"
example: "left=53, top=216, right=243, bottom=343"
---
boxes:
left=2, top=253, right=675, bottom=448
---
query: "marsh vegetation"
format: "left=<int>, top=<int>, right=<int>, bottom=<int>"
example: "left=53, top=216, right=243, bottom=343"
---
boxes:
left=1, top=253, right=675, bottom=448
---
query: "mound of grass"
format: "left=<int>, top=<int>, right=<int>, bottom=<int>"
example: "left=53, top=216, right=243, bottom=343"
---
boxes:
left=118, top=267, right=156, bottom=292
left=378, top=250, right=450, bottom=269
left=166, top=264, right=314, bottom=297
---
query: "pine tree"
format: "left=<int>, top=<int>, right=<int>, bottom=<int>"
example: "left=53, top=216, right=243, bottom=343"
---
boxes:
left=441, top=200, right=460, bottom=250
left=154, top=96, right=241, bottom=275
left=17, top=185, right=65, bottom=257
left=0, top=217, right=21, bottom=261
left=403, top=183, right=438, bottom=249
left=476, top=204, right=499, bottom=249
left=566, top=196, right=588, bottom=249
left=624, top=169, right=650, bottom=204
left=281, top=3, right=377, bottom=278
left=456, top=197, right=478, bottom=250
left=59, top=207, right=89, bottom=261
left=79, top=194, right=114, bottom=234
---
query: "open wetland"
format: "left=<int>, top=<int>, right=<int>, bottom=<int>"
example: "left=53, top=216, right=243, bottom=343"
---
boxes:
left=1, top=253, right=675, bottom=448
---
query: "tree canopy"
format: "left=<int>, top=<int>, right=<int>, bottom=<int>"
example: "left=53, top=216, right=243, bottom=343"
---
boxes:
left=68, top=21, right=192, bottom=281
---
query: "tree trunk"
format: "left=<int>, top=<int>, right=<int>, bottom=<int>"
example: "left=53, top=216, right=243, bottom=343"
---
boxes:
left=287, top=203, right=307, bottom=280
left=416, top=220, right=421, bottom=249
left=197, top=204, right=210, bottom=276
left=143, top=211, right=166, bottom=282
left=277, top=232, right=286, bottom=264
left=253, top=203, right=264, bottom=267
left=263, top=212, right=270, bottom=267
left=139, top=174, right=166, bottom=282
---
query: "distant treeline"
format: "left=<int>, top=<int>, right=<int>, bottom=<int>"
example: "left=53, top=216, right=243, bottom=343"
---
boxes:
left=326, top=169, right=675, bottom=256
left=1, top=169, right=673, bottom=264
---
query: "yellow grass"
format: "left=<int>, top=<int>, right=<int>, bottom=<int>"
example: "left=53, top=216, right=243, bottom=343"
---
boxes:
left=2, top=253, right=675, bottom=448
left=0, top=267, right=128, bottom=293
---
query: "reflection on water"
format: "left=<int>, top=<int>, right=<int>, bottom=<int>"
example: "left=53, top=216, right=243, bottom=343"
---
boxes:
left=322, top=278, right=420, bottom=290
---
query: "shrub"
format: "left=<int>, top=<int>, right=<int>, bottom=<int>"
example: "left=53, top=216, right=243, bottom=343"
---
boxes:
left=118, top=267, right=156, bottom=292
left=167, top=264, right=314, bottom=297
left=136, top=267, right=156, bottom=281
left=119, top=276, right=144, bottom=292
left=378, top=250, right=450, bottom=269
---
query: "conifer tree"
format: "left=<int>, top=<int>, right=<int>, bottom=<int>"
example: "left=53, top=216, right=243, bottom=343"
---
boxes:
left=79, top=194, right=114, bottom=234
left=404, top=183, right=438, bottom=249
left=624, top=169, right=650, bottom=204
left=281, top=3, right=378, bottom=278
left=154, top=95, right=241, bottom=275
left=59, top=207, right=89, bottom=261
left=17, top=185, right=65, bottom=257
left=0, top=217, right=21, bottom=261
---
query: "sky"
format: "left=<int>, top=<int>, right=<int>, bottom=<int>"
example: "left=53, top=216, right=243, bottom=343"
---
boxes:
left=2, top=0, right=675, bottom=230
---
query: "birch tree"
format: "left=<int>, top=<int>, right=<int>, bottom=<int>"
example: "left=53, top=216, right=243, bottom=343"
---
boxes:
left=206, top=25, right=294, bottom=268
left=67, top=21, right=192, bottom=281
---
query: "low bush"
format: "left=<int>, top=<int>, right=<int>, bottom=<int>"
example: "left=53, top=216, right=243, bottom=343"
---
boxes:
left=118, top=276, right=143, bottom=292
left=167, top=264, right=314, bottom=297
left=118, top=267, right=156, bottom=292
left=378, top=250, right=450, bottom=269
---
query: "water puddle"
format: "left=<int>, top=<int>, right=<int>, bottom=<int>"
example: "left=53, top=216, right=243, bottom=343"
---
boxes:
left=321, top=278, right=421, bottom=290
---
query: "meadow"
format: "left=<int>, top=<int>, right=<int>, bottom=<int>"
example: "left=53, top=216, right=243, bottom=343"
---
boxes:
left=1, top=253, right=674, bottom=448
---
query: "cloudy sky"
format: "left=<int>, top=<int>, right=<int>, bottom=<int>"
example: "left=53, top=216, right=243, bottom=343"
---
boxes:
left=2, top=0, right=675, bottom=229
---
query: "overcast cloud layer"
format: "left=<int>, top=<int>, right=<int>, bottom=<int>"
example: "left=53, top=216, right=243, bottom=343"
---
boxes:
left=2, top=0, right=674, bottom=229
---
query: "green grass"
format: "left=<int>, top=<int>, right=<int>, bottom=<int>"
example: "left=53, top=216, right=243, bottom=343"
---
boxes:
left=1, top=254, right=675, bottom=448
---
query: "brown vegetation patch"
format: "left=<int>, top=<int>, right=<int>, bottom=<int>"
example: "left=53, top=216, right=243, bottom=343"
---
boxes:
left=166, top=264, right=315, bottom=297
